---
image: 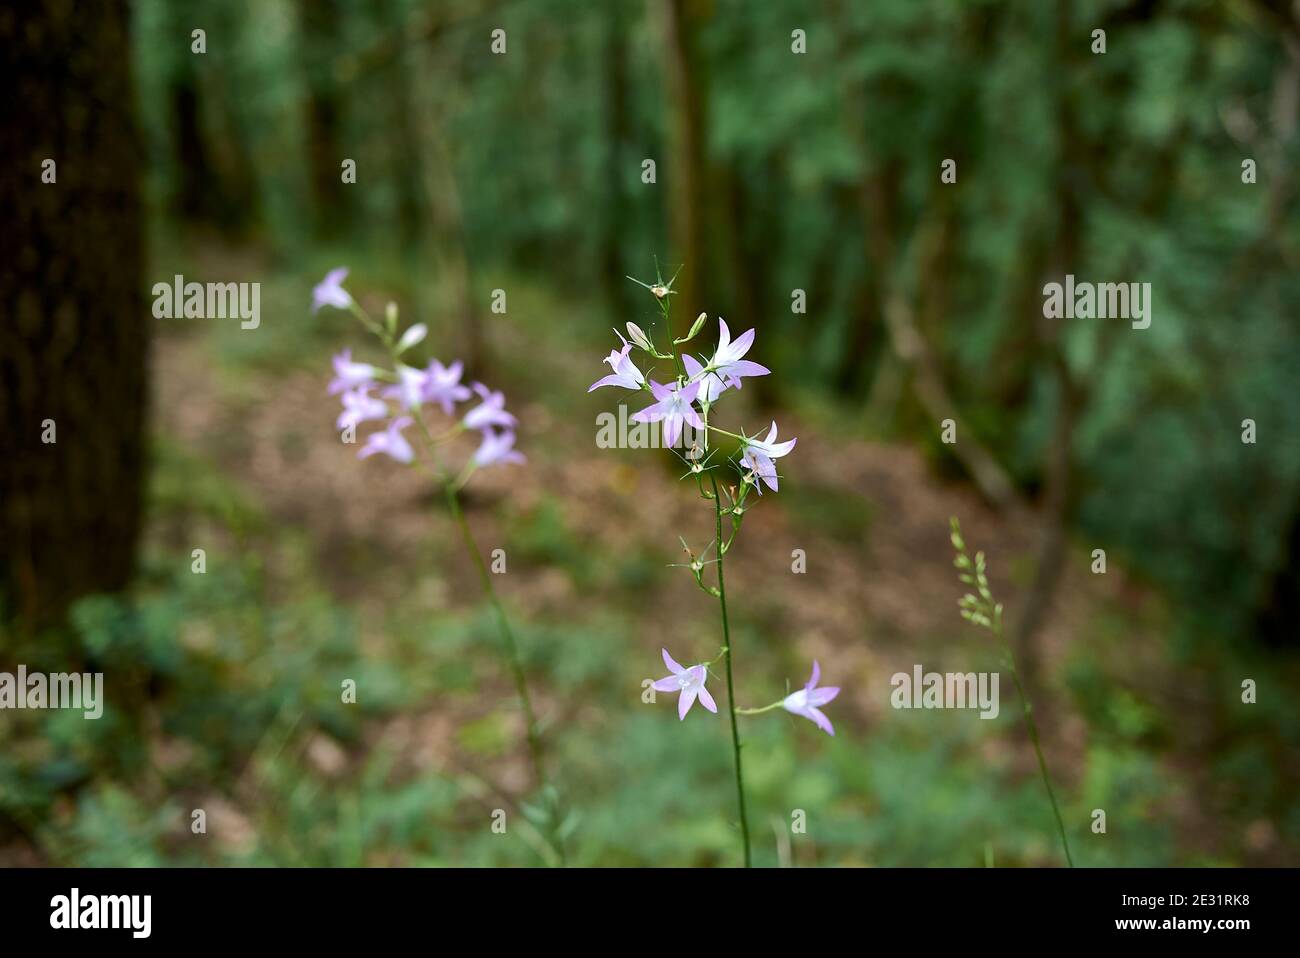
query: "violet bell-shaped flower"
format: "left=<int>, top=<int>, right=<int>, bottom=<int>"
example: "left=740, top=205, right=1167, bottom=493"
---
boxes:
left=781, top=660, right=840, bottom=735
left=358, top=417, right=415, bottom=464
left=588, top=342, right=646, bottom=392
left=462, top=382, right=518, bottom=432
left=473, top=429, right=526, bottom=468
left=693, top=318, right=770, bottom=400
left=336, top=386, right=388, bottom=431
left=631, top=379, right=704, bottom=448
left=652, top=648, right=718, bottom=719
left=423, top=359, right=472, bottom=415
left=739, top=420, right=797, bottom=493
left=384, top=364, right=427, bottom=411
left=329, top=348, right=378, bottom=395
left=313, top=267, right=353, bottom=313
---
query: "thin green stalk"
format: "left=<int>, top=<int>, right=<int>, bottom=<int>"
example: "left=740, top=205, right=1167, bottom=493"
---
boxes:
left=951, top=519, right=1073, bottom=867
left=734, top=701, right=783, bottom=716
left=437, top=438, right=566, bottom=866
left=712, top=472, right=752, bottom=868
left=347, top=300, right=564, bottom=864
left=998, top=624, right=1074, bottom=867
left=650, top=265, right=750, bottom=866
left=443, top=484, right=546, bottom=788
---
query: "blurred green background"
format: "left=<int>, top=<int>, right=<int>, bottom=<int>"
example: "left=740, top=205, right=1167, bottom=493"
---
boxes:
left=2, top=0, right=1299, bottom=866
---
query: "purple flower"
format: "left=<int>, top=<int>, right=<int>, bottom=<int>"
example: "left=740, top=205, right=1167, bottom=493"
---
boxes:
left=652, top=648, right=718, bottom=720
left=682, top=354, right=725, bottom=405
left=782, top=661, right=840, bottom=735
left=329, top=348, right=378, bottom=395
left=473, top=429, right=526, bottom=468
left=462, top=382, right=517, bottom=432
left=699, top=318, right=770, bottom=395
left=739, top=420, right=797, bottom=493
left=631, top=379, right=704, bottom=447
left=422, top=359, right=472, bottom=415
left=384, top=364, right=428, bottom=411
left=588, top=343, right=646, bottom=392
left=358, top=417, right=415, bottom=464
left=336, top=386, right=388, bottom=431
left=313, top=267, right=353, bottom=313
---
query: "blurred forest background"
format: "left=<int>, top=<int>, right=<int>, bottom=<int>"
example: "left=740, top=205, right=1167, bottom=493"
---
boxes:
left=2, top=0, right=1299, bottom=866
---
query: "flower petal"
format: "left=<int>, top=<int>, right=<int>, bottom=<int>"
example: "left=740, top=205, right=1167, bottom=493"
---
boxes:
left=678, top=688, right=697, bottom=720
left=728, top=326, right=755, bottom=358
left=662, top=414, right=683, bottom=448
left=808, top=686, right=840, bottom=707
left=806, top=706, right=835, bottom=736
left=728, top=360, right=769, bottom=379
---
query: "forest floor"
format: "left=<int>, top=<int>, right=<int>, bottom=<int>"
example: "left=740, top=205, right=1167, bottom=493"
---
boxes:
left=121, top=240, right=1298, bottom=866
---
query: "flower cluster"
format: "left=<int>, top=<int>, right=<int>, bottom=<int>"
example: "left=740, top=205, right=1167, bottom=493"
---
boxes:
left=313, top=267, right=565, bottom=863
left=588, top=316, right=794, bottom=491
left=589, top=273, right=838, bottom=741
left=314, top=268, right=524, bottom=476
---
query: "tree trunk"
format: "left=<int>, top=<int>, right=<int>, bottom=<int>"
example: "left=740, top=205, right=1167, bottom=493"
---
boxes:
left=0, top=0, right=148, bottom=631
left=301, top=0, right=346, bottom=239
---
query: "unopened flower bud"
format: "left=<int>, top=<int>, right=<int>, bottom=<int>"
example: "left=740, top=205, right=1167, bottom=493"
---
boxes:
left=626, top=322, right=653, bottom=352
left=395, top=322, right=427, bottom=354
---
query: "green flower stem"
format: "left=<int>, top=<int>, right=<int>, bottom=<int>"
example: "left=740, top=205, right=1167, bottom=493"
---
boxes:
left=442, top=483, right=546, bottom=782
left=417, top=414, right=565, bottom=866
left=653, top=271, right=750, bottom=867
left=704, top=423, right=747, bottom=443
left=734, top=701, right=784, bottom=716
left=711, top=470, right=752, bottom=868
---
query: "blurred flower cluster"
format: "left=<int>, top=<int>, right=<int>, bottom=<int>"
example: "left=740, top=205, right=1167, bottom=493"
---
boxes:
left=315, top=268, right=524, bottom=478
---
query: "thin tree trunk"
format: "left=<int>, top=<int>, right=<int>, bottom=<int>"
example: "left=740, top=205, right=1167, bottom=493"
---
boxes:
left=411, top=32, right=482, bottom=372
left=301, top=0, right=346, bottom=239
left=1012, top=0, right=1086, bottom=691
left=659, top=0, right=709, bottom=323
left=171, top=71, right=220, bottom=224
left=601, top=8, right=630, bottom=316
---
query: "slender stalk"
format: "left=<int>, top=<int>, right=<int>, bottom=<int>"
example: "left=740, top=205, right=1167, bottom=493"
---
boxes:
left=443, top=483, right=547, bottom=790
left=997, top=622, right=1074, bottom=867
left=347, top=301, right=564, bottom=864
left=711, top=472, right=752, bottom=867
left=654, top=268, right=750, bottom=866
left=734, top=701, right=783, bottom=716
left=424, top=424, right=565, bottom=866
left=951, top=520, right=1073, bottom=867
